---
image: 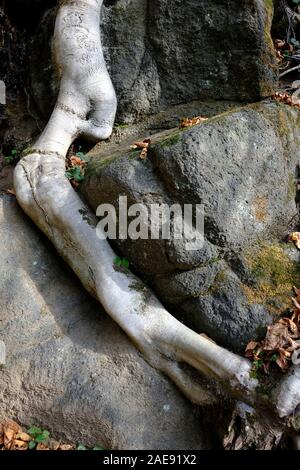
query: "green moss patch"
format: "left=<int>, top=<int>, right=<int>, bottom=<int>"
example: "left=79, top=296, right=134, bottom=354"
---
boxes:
left=243, top=242, right=300, bottom=314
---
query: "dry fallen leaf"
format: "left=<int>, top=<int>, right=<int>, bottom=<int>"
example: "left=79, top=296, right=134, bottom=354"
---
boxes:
left=0, top=420, right=75, bottom=451
left=59, top=444, right=74, bottom=451
left=274, top=39, right=292, bottom=51
left=131, top=138, right=151, bottom=150
left=272, top=92, right=300, bottom=109
left=11, top=439, right=28, bottom=451
left=245, top=287, right=300, bottom=373
left=289, top=232, right=300, bottom=249
left=15, top=432, right=31, bottom=442
left=180, top=116, right=208, bottom=128
left=275, top=50, right=284, bottom=63
left=2, top=420, right=21, bottom=449
left=293, top=285, right=300, bottom=297
left=36, top=443, right=50, bottom=451
left=139, top=148, right=148, bottom=160
left=130, top=139, right=151, bottom=159
left=245, top=341, right=260, bottom=358
left=69, top=156, right=85, bottom=169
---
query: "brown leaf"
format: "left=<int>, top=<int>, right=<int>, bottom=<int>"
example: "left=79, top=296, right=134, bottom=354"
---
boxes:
left=3, top=420, right=21, bottom=448
left=131, top=139, right=151, bottom=150
left=3, top=420, right=20, bottom=433
left=4, top=429, right=15, bottom=444
left=276, top=50, right=284, bottom=63
left=11, top=439, right=28, bottom=451
left=289, top=232, right=300, bottom=249
left=263, top=320, right=291, bottom=351
left=245, top=341, right=260, bottom=352
left=274, top=39, right=286, bottom=50
left=293, top=286, right=300, bottom=297
left=6, top=188, right=16, bottom=196
left=70, top=156, right=85, bottom=169
left=272, top=92, right=300, bottom=109
left=245, top=341, right=260, bottom=358
left=276, top=349, right=290, bottom=370
left=200, top=333, right=216, bottom=344
left=70, top=157, right=81, bottom=166
left=139, top=148, right=148, bottom=160
left=180, top=116, right=208, bottom=128
left=292, top=296, right=300, bottom=311
left=15, top=432, right=31, bottom=442
left=59, top=444, right=74, bottom=451
left=36, top=443, right=50, bottom=451
left=130, top=139, right=151, bottom=160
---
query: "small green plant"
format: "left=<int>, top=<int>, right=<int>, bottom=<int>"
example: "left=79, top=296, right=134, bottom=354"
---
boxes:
left=114, top=122, right=128, bottom=129
left=4, top=149, right=18, bottom=165
left=114, top=256, right=130, bottom=269
left=27, top=426, right=50, bottom=449
left=65, top=166, right=85, bottom=182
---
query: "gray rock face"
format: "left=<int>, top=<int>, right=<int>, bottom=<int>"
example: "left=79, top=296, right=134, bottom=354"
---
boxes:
left=82, top=102, right=300, bottom=351
left=0, top=195, right=210, bottom=450
left=30, top=0, right=277, bottom=123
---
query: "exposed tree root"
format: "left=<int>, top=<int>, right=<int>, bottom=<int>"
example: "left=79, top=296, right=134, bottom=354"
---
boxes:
left=223, top=402, right=283, bottom=450
left=13, top=0, right=300, bottom=445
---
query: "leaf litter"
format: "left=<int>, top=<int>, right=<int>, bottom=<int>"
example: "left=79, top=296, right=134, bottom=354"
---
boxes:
left=0, top=420, right=104, bottom=451
left=245, top=287, right=300, bottom=375
left=0, top=420, right=74, bottom=451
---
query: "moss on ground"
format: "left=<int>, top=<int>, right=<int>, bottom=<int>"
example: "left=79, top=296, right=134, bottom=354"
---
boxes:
left=159, top=133, right=181, bottom=148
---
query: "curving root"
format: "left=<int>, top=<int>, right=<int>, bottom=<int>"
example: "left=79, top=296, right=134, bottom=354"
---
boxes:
left=13, top=0, right=300, bottom=439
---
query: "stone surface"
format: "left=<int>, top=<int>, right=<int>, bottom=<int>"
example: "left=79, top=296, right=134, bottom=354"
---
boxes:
left=0, top=195, right=210, bottom=450
left=82, top=101, right=300, bottom=351
left=29, top=0, right=277, bottom=123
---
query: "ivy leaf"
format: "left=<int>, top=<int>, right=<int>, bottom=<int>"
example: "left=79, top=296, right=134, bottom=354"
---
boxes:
left=27, top=426, right=43, bottom=436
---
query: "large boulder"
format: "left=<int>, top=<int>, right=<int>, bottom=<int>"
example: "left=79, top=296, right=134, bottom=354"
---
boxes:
left=0, top=194, right=211, bottom=450
left=29, top=0, right=277, bottom=122
left=82, top=101, right=300, bottom=351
